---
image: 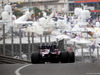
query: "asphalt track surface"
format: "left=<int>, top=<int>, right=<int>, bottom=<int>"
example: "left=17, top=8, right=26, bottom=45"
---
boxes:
left=0, top=62, right=100, bottom=75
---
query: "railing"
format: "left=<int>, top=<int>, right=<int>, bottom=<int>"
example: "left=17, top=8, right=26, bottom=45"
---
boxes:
left=75, top=47, right=100, bottom=63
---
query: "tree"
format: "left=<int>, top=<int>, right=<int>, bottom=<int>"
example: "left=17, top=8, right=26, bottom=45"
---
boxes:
left=44, top=9, right=52, bottom=15
left=13, top=9, right=23, bottom=17
left=33, top=7, right=43, bottom=18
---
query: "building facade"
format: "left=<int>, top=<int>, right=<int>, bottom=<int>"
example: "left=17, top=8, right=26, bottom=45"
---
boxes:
left=0, top=0, right=69, bottom=13
left=69, top=0, right=100, bottom=16
left=1, top=0, right=100, bottom=14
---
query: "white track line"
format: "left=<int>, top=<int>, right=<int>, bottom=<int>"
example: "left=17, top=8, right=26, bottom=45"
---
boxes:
left=15, top=64, right=32, bottom=75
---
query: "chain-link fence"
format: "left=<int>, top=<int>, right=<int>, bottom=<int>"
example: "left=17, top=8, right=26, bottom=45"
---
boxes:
left=0, top=25, right=100, bottom=62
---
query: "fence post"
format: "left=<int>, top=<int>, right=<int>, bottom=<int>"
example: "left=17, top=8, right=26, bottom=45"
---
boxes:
left=56, top=38, right=59, bottom=47
left=49, top=35, right=51, bottom=45
left=44, top=35, right=47, bottom=45
left=19, top=29, right=22, bottom=59
left=97, top=47, right=99, bottom=62
left=81, top=45, right=84, bottom=62
left=3, top=24, right=5, bottom=56
left=64, top=40, right=68, bottom=51
left=87, top=31, right=88, bottom=39
left=32, top=32, right=34, bottom=53
left=73, top=42, right=75, bottom=53
left=40, top=35, right=42, bottom=47
left=66, top=40, right=67, bottom=50
left=28, top=32, right=31, bottom=60
left=89, top=47, right=92, bottom=62
left=64, top=40, right=66, bottom=51
left=11, top=26, right=14, bottom=57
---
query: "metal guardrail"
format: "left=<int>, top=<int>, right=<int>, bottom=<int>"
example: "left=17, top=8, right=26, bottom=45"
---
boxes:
left=0, top=54, right=31, bottom=64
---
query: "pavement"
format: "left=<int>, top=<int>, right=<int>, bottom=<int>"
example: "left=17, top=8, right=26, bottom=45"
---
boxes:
left=0, top=62, right=100, bottom=75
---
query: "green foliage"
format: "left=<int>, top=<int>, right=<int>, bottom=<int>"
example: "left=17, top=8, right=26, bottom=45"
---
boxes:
left=32, top=7, right=52, bottom=18
left=33, top=7, right=43, bottom=18
left=44, top=9, right=52, bottom=15
left=13, top=9, right=23, bottom=17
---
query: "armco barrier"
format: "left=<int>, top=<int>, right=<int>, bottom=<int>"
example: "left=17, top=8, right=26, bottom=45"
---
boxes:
left=0, top=55, right=31, bottom=64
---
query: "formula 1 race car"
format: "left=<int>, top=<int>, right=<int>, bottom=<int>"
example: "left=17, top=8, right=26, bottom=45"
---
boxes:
left=31, top=45, right=75, bottom=64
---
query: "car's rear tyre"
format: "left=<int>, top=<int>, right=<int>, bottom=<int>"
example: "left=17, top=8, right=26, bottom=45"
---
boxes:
left=68, top=52, right=75, bottom=63
left=31, top=52, right=40, bottom=64
left=60, top=51, right=68, bottom=63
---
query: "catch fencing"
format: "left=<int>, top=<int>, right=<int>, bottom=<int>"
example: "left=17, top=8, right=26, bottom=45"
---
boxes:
left=0, top=24, right=100, bottom=63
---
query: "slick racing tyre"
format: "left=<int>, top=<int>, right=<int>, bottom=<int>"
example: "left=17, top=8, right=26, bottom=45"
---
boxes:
left=68, top=52, right=75, bottom=63
left=60, top=51, right=68, bottom=63
left=31, top=52, right=40, bottom=64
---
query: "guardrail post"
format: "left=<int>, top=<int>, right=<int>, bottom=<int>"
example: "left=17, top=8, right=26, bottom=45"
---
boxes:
left=3, top=24, right=5, bottom=56
left=28, top=32, right=31, bottom=60
left=32, top=32, right=34, bottom=53
left=19, top=29, right=22, bottom=59
left=11, top=26, right=14, bottom=57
